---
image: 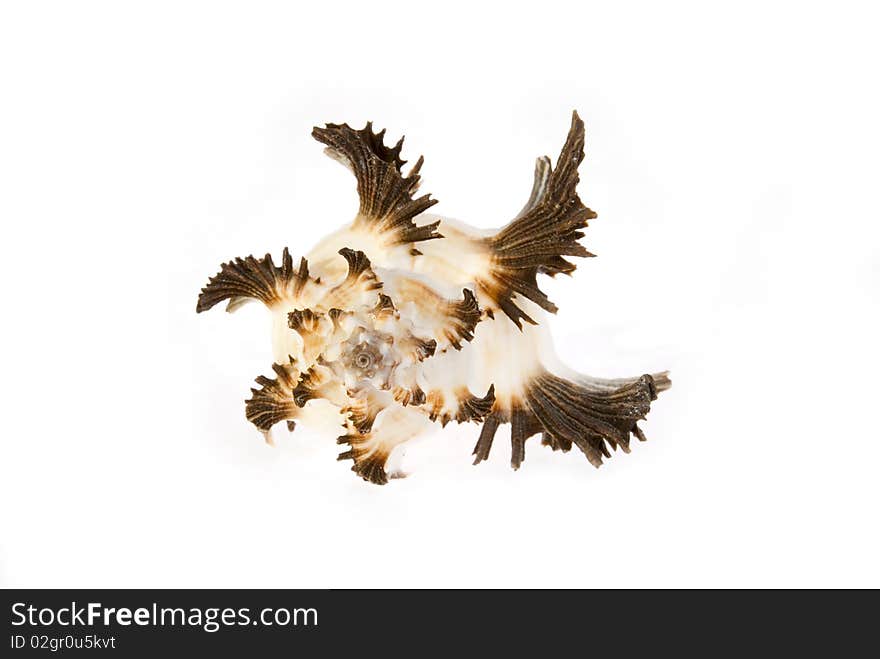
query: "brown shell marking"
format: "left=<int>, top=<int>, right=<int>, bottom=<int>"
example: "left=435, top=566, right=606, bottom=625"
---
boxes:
left=197, top=247, right=310, bottom=313
left=423, top=385, right=495, bottom=426
left=311, top=121, right=442, bottom=246
left=287, top=308, right=325, bottom=334
left=336, top=432, right=391, bottom=485
left=455, top=385, right=496, bottom=423
left=371, top=293, right=397, bottom=319
left=245, top=359, right=301, bottom=438
left=320, top=248, right=383, bottom=310
left=472, top=370, right=670, bottom=470
left=288, top=308, right=334, bottom=362
left=398, top=334, right=437, bottom=364
left=393, top=278, right=482, bottom=351
left=291, top=365, right=337, bottom=408
left=478, top=111, right=597, bottom=328
left=327, top=307, right=352, bottom=331
left=342, top=392, right=383, bottom=434
left=442, top=289, right=481, bottom=349
left=391, top=384, right=426, bottom=407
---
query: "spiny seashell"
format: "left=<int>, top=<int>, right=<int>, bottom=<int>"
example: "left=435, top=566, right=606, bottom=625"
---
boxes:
left=197, top=112, right=670, bottom=484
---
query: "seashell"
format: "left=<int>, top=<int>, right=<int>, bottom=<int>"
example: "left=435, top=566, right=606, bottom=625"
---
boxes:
left=197, top=111, right=670, bottom=484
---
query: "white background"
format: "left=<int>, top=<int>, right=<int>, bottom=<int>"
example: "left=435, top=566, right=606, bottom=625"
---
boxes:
left=1, top=1, right=878, bottom=588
